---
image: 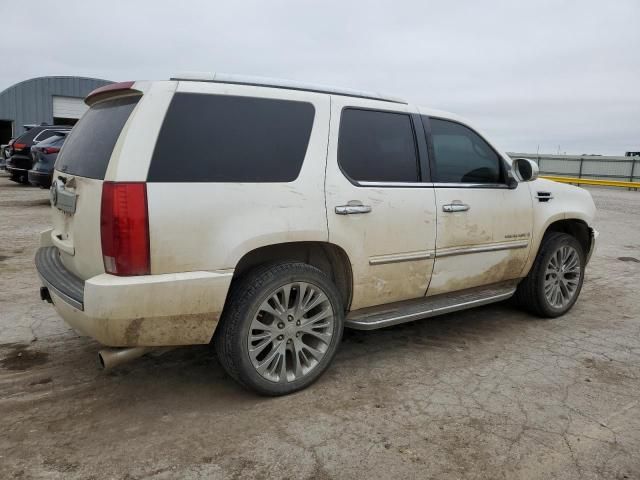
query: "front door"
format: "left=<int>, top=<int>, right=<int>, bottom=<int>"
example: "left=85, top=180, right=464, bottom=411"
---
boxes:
left=424, top=116, right=533, bottom=296
left=325, top=97, right=437, bottom=311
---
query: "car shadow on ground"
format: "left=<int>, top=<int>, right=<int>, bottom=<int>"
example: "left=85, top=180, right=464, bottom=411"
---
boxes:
left=4, top=300, right=540, bottom=405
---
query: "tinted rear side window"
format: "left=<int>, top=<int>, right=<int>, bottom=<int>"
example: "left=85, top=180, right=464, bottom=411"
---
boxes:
left=148, top=93, right=315, bottom=182
left=428, top=118, right=502, bottom=184
left=55, top=96, right=139, bottom=179
left=338, top=109, right=419, bottom=183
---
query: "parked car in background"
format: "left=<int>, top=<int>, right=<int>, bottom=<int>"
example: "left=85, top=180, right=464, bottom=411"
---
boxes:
left=28, top=131, right=68, bottom=188
left=36, top=76, right=598, bottom=396
left=6, top=124, right=72, bottom=183
left=0, top=140, right=11, bottom=170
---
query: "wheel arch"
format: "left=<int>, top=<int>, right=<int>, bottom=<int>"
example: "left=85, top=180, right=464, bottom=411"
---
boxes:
left=522, top=214, right=594, bottom=277
left=230, top=241, right=353, bottom=311
left=543, top=218, right=592, bottom=257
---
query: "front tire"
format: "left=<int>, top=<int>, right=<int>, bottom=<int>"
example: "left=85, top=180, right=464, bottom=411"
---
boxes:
left=215, top=262, right=344, bottom=396
left=515, top=232, right=585, bottom=317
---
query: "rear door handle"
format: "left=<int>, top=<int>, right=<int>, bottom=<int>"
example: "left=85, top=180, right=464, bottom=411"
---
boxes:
left=442, top=203, right=470, bottom=213
left=335, top=203, right=372, bottom=215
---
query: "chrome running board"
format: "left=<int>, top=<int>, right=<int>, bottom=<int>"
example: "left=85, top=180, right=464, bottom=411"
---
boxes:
left=345, top=281, right=518, bottom=330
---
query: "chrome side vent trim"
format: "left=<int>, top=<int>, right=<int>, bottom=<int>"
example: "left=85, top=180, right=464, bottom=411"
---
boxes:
left=536, top=191, right=553, bottom=202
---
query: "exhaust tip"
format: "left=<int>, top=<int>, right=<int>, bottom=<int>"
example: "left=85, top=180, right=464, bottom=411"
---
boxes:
left=40, top=286, right=52, bottom=304
left=97, top=347, right=150, bottom=371
left=97, top=351, right=107, bottom=370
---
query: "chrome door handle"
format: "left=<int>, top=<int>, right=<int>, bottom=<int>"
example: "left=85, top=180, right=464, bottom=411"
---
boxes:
left=443, top=203, right=470, bottom=213
left=335, top=204, right=372, bottom=215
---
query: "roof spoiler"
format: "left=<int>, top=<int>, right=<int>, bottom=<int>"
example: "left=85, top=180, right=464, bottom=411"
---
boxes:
left=85, top=81, right=141, bottom=106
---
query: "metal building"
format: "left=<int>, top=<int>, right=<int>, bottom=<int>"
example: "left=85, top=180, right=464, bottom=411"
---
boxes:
left=0, top=76, right=113, bottom=145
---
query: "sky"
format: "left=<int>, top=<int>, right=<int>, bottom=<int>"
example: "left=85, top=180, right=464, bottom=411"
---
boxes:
left=1, top=0, right=639, bottom=155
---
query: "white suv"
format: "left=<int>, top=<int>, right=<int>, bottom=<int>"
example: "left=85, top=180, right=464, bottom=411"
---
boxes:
left=36, top=73, right=598, bottom=395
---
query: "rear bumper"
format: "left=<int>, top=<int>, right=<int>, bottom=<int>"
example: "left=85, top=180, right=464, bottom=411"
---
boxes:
left=35, top=247, right=84, bottom=310
left=28, top=169, right=52, bottom=187
left=7, top=154, right=32, bottom=171
left=35, top=246, right=233, bottom=347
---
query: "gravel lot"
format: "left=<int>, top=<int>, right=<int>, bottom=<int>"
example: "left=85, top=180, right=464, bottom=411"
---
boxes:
left=0, top=174, right=638, bottom=480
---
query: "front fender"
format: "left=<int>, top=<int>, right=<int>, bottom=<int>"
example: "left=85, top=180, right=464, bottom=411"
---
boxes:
left=521, top=178, right=596, bottom=275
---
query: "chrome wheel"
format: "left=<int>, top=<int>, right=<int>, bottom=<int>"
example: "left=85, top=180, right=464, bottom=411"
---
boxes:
left=248, top=282, right=335, bottom=383
left=544, top=245, right=581, bottom=308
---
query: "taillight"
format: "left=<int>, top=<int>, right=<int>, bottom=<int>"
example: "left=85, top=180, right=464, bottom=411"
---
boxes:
left=100, top=182, right=150, bottom=276
left=13, top=142, right=26, bottom=151
left=42, top=147, right=60, bottom=154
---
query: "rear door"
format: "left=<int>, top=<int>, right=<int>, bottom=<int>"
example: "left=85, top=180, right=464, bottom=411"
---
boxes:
left=424, top=116, right=533, bottom=296
left=325, top=97, right=437, bottom=311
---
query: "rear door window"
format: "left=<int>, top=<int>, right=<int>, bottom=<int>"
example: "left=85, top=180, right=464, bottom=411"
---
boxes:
left=338, top=108, right=419, bottom=183
left=55, top=96, right=140, bottom=179
left=428, top=118, right=502, bottom=184
left=148, top=93, right=315, bottom=182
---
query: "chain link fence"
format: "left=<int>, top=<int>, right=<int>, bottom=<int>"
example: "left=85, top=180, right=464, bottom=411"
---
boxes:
left=507, top=153, right=639, bottom=183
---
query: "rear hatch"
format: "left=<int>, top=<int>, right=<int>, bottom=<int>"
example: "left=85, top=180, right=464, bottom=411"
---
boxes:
left=50, top=93, right=141, bottom=280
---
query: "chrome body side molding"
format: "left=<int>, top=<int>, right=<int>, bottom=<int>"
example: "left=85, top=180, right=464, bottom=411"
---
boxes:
left=369, top=251, right=434, bottom=266
left=436, top=240, right=529, bottom=258
left=367, top=240, right=528, bottom=266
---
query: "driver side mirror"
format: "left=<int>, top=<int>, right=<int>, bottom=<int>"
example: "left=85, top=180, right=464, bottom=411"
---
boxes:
left=512, top=158, right=539, bottom=182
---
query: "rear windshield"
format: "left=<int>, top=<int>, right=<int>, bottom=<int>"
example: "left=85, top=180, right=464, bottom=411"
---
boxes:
left=16, top=128, right=45, bottom=145
left=37, top=134, right=66, bottom=147
left=33, top=129, right=70, bottom=143
left=55, top=96, right=139, bottom=179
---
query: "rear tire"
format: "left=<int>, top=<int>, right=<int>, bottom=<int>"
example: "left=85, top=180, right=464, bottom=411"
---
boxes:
left=214, top=262, right=344, bottom=396
left=515, top=232, right=585, bottom=317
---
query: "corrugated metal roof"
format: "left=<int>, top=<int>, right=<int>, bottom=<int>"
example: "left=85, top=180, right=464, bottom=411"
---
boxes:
left=0, top=76, right=113, bottom=139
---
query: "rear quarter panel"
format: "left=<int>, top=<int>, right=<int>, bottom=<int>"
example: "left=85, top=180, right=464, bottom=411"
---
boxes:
left=146, top=83, right=331, bottom=273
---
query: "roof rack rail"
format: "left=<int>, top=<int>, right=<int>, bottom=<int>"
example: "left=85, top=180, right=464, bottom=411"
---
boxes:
left=170, top=72, right=406, bottom=104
